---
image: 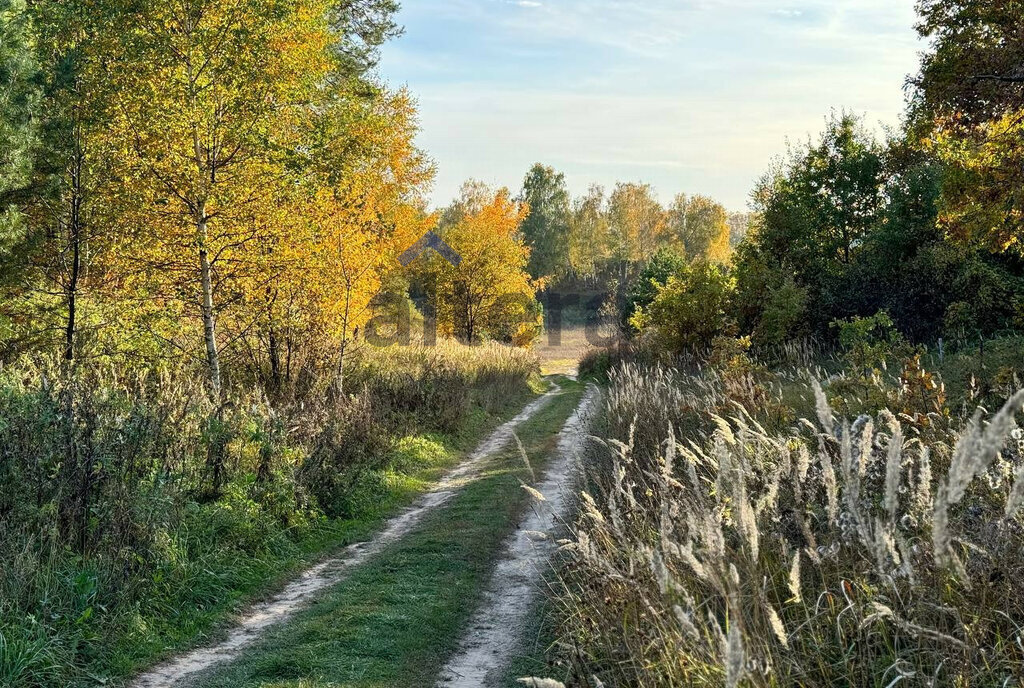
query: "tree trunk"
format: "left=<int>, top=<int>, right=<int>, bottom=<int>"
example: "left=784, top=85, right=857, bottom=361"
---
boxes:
left=64, top=240, right=79, bottom=361
left=197, top=202, right=222, bottom=400
left=64, top=132, right=84, bottom=361
left=264, top=264, right=281, bottom=392
left=335, top=283, right=353, bottom=398
left=268, top=325, right=281, bottom=391
left=335, top=338, right=347, bottom=399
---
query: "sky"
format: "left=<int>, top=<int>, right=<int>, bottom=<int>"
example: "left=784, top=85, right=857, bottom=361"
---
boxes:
left=377, top=0, right=923, bottom=212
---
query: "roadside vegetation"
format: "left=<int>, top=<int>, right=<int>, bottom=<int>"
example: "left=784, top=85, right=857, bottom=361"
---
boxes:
left=1, top=0, right=555, bottom=685
left=511, top=2, right=1024, bottom=686
left=549, top=341, right=1024, bottom=686
left=0, top=343, right=541, bottom=687
left=189, top=379, right=585, bottom=688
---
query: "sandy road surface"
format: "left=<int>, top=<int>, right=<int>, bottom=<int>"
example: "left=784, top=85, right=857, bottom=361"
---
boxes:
left=437, top=385, right=599, bottom=687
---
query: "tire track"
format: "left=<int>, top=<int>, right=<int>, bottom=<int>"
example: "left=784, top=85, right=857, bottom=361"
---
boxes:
left=438, top=385, right=599, bottom=688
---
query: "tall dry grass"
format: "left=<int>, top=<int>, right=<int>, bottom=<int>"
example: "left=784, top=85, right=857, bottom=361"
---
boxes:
left=553, top=361, right=1024, bottom=686
left=352, top=340, right=540, bottom=427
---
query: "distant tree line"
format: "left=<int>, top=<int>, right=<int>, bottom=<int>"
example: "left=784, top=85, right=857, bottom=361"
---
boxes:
left=510, top=163, right=740, bottom=320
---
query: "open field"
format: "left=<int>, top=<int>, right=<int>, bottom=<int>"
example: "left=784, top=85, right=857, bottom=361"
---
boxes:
left=533, top=325, right=622, bottom=377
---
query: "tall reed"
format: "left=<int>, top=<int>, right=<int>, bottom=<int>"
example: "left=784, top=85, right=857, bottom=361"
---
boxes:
left=553, top=361, right=1024, bottom=686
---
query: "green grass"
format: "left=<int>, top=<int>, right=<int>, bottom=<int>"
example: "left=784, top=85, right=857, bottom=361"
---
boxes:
left=928, top=334, right=1024, bottom=407
left=96, top=381, right=548, bottom=685
left=183, top=378, right=586, bottom=688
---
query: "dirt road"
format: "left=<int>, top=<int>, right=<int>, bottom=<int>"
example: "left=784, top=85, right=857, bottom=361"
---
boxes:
left=131, top=385, right=562, bottom=688
left=438, top=385, right=599, bottom=687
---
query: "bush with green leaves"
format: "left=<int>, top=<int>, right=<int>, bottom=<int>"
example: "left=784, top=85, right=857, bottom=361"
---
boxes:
left=831, top=310, right=914, bottom=376
left=730, top=114, right=1024, bottom=349
left=622, top=246, right=688, bottom=332
left=751, top=276, right=808, bottom=348
left=631, top=261, right=735, bottom=356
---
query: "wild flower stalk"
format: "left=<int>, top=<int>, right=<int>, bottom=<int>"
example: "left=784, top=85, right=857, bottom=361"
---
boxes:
left=933, top=389, right=1024, bottom=567
left=884, top=419, right=904, bottom=522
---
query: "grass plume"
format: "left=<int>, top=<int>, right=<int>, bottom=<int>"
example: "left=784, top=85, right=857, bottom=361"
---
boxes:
left=549, top=359, right=1024, bottom=686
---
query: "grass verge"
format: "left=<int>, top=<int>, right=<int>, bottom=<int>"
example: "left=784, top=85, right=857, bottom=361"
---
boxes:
left=185, top=377, right=586, bottom=688
left=496, top=594, right=564, bottom=687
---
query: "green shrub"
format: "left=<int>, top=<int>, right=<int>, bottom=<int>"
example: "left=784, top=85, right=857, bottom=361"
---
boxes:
left=752, top=276, right=808, bottom=347
left=299, top=395, right=394, bottom=519
left=831, top=310, right=914, bottom=375
left=622, top=247, right=688, bottom=331
left=631, top=261, right=735, bottom=355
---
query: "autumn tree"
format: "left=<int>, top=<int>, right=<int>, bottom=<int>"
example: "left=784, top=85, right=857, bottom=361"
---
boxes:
left=914, top=1, right=1024, bottom=259
left=567, top=184, right=610, bottom=281
left=436, top=178, right=493, bottom=229
left=930, top=113, right=1024, bottom=257
left=270, top=88, right=434, bottom=395
left=912, top=0, right=1024, bottom=129
left=631, top=261, right=736, bottom=355
left=518, top=163, right=571, bottom=280
left=607, top=182, right=665, bottom=282
left=623, top=246, right=687, bottom=330
left=16, top=0, right=127, bottom=362
left=420, top=184, right=538, bottom=345
left=667, top=193, right=732, bottom=263
left=108, top=0, right=336, bottom=399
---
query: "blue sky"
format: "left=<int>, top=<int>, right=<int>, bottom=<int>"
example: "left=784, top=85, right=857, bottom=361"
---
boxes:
left=377, top=0, right=922, bottom=212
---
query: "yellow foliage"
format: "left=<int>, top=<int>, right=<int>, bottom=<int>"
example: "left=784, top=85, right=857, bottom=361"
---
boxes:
left=85, top=0, right=434, bottom=392
left=931, top=110, right=1024, bottom=257
left=417, top=187, right=540, bottom=345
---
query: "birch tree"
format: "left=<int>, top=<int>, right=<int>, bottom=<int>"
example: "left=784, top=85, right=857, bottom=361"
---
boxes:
left=109, top=0, right=334, bottom=398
